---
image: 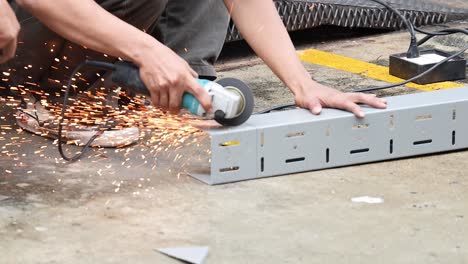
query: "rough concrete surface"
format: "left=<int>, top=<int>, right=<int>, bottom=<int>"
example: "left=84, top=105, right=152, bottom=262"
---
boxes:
left=1, top=12, right=468, bottom=264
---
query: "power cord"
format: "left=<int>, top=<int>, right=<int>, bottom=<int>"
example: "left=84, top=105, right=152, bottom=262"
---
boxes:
left=417, top=27, right=468, bottom=46
left=58, top=60, right=116, bottom=161
left=366, top=0, right=420, bottom=58
left=355, top=45, right=468, bottom=93
left=255, top=103, right=296, bottom=114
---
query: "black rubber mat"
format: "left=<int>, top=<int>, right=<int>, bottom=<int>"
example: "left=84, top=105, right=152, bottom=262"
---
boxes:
left=226, top=0, right=468, bottom=42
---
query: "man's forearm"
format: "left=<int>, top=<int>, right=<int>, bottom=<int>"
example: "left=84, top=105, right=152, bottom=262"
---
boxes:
left=224, top=0, right=310, bottom=94
left=224, top=0, right=387, bottom=117
left=16, top=0, right=161, bottom=66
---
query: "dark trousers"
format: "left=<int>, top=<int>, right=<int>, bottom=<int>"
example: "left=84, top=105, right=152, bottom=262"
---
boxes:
left=154, top=0, right=230, bottom=78
left=3, top=0, right=229, bottom=96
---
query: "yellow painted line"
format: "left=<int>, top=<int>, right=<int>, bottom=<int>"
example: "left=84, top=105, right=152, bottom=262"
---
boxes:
left=298, top=49, right=464, bottom=92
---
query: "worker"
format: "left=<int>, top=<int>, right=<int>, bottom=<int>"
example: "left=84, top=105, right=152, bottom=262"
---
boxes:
left=0, top=0, right=20, bottom=64
left=2, top=0, right=387, bottom=147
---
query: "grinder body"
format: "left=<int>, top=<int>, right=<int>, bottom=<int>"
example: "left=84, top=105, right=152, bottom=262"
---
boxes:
left=181, top=79, right=241, bottom=119
left=110, top=61, right=253, bottom=126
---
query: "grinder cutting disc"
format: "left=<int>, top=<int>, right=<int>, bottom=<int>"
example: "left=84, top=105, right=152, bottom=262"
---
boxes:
left=215, top=78, right=254, bottom=126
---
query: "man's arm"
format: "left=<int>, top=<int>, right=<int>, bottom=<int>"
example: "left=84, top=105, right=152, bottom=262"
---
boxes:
left=15, top=0, right=211, bottom=112
left=0, top=0, right=20, bottom=64
left=224, top=0, right=387, bottom=118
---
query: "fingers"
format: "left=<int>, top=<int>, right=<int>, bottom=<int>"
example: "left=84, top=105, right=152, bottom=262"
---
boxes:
left=159, top=90, right=169, bottom=109
left=150, top=87, right=180, bottom=114
left=146, top=75, right=209, bottom=114
left=186, top=77, right=212, bottom=113
left=150, top=90, right=159, bottom=108
left=328, top=93, right=388, bottom=118
left=342, top=101, right=364, bottom=119
left=168, top=89, right=182, bottom=113
left=303, top=93, right=387, bottom=118
left=305, top=97, right=322, bottom=115
left=349, top=93, right=387, bottom=109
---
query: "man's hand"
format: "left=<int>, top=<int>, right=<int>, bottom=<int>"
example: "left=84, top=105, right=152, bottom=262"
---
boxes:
left=0, top=0, right=20, bottom=64
left=294, top=79, right=387, bottom=118
left=136, top=43, right=212, bottom=113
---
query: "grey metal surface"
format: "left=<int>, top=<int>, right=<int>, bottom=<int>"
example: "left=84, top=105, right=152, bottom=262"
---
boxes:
left=190, top=86, right=468, bottom=185
left=226, top=0, right=468, bottom=42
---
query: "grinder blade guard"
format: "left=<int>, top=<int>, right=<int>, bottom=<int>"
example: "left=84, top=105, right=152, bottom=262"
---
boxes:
left=213, top=78, right=254, bottom=126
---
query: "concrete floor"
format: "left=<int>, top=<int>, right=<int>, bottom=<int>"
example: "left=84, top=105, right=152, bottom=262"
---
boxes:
left=1, top=14, right=468, bottom=264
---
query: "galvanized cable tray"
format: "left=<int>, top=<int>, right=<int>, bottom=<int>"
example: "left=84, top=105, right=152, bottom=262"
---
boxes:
left=190, top=87, right=468, bottom=185
left=226, top=0, right=468, bottom=42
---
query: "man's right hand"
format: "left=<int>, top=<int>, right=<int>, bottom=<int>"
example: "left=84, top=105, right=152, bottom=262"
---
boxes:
left=135, top=42, right=213, bottom=113
left=0, top=0, right=20, bottom=64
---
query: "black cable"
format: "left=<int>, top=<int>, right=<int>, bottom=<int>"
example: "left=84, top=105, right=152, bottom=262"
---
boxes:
left=367, top=0, right=420, bottom=58
left=254, top=103, right=296, bottom=114
left=58, top=60, right=115, bottom=162
left=417, top=28, right=468, bottom=46
left=415, top=27, right=468, bottom=36
left=354, top=45, right=468, bottom=93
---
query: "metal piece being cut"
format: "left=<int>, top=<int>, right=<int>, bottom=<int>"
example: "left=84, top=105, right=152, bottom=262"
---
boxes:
left=226, top=0, right=468, bottom=42
left=190, top=86, right=468, bottom=185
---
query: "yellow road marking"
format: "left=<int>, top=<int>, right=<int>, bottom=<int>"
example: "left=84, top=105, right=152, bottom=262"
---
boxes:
left=298, top=49, right=464, bottom=92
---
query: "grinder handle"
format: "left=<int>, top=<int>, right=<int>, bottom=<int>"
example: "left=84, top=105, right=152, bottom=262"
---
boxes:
left=111, top=61, right=201, bottom=113
left=111, top=61, right=150, bottom=96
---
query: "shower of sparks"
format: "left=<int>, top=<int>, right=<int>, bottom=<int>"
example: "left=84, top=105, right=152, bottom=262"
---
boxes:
left=0, top=59, right=213, bottom=187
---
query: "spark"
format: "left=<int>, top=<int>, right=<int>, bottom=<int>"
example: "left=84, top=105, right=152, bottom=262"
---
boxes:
left=1, top=75, right=211, bottom=193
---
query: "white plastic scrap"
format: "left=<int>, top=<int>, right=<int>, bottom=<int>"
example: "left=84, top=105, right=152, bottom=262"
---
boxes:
left=351, top=196, right=384, bottom=204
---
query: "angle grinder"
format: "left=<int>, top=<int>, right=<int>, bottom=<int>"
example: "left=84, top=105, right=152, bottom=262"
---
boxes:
left=110, top=61, right=254, bottom=126
left=57, top=60, right=254, bottom=161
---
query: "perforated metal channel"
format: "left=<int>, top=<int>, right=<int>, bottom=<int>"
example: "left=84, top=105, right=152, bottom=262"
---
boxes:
left=190, top=87, right=468, bottom=185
